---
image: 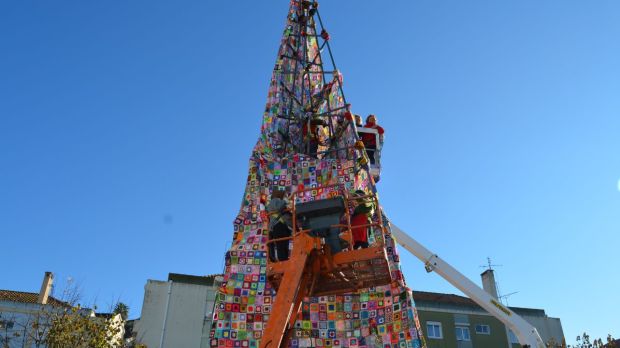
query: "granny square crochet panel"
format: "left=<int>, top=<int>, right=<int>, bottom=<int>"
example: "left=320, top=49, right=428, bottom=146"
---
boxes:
left=211, top=2, right=425, bottom=348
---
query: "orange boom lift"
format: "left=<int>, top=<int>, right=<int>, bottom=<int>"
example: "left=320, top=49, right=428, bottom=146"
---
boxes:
left=261, top=187, right=393, bottom=348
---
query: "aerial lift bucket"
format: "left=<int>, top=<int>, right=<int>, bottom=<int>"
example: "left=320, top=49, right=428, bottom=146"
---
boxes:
left=262, top=188, right=394, bottom=348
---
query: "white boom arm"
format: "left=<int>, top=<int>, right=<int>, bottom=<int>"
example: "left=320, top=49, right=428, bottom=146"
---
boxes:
left=390, top=224, right=545, bottom=348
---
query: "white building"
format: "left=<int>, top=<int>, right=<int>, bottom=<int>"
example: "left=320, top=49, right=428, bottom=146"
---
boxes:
left=0, top=272, right=125, bottom=348
left=134, top=273, right=222, bottom=348
left=94, top=311, right=127, bottom=347
left=0, top=272, right=66, bottom=347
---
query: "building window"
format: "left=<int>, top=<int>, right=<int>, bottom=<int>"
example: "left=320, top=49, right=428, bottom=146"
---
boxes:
left=0, top=320, right=14, bottom=329
left=508, top=329, right=519, bottom=344
left=475, top=324, right=491, bottom=335
left=426, top=321, right=443, bottom=339
left=456, top=326, right=471, bottom=341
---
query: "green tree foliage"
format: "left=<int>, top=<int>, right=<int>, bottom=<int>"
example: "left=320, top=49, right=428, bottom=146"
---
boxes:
left=113, top=303, right=129, bottom=321
left=44, top=305, right=123, bottom=348
left=567, top=332, right=617, bottom=348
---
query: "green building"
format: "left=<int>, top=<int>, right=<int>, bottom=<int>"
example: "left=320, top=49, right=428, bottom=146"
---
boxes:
left=412, top=290, right=564, bottom=348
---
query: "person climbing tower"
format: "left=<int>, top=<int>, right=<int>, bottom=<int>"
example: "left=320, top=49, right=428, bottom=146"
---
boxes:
left=267, top=189, right=292, bottom=261
left=360, top=114, right=384, bottom=165
left=302, top=117, right=326, bottom=157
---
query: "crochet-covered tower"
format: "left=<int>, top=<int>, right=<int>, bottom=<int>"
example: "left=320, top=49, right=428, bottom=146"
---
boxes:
left=211, top=2, right=425, bottom=347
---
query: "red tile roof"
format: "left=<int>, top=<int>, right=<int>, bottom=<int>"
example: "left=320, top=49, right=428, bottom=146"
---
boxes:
left=0, top=290, right=68, bottom=307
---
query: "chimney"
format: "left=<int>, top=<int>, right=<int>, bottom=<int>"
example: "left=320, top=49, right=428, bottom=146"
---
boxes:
left=481, top=269, right=499, bottom=299
left=38, top=272, right=54, bottom=304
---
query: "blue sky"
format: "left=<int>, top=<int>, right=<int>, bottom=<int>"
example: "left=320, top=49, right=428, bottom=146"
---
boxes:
left=1, top=0, right=619, bottom=342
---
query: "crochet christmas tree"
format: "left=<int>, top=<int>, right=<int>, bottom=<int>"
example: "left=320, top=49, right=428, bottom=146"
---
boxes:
left=211, top=2, right=425, bottom=347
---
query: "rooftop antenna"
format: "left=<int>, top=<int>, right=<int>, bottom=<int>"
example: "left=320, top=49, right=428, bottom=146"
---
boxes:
left=480, top=257, right=502, bottom=271
left=499, top=291, right=519, bottom=306
left=479, top=258, right=518, bottom=305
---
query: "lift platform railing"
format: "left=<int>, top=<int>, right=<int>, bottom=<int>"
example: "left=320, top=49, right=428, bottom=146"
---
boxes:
left=265, top=184, right=386, bottom=260
left=356, top=127, right=382, bottom=179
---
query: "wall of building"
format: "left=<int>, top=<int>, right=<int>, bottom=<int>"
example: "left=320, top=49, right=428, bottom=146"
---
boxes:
left=416, top=302, right=565, bottom=348
left=135, top=280, right=169, bottom=347
left=465, top=313, right=510, bottom=348
left=512, top=308, right=564, bottom=347
left=0, top=301, right=52, bottom=348
left=164, top=281, right=210, bottom=347
left=417, top=309, right=510, bottom=348
left=419, top=310, right=457, bottom=348
left=135, top=277, right=220, bottom=348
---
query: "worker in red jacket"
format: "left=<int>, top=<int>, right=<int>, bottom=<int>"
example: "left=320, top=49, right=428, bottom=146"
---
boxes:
left=360, top=114, right=384, bottom=164
left=350, top=190, right=375, bottom=249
